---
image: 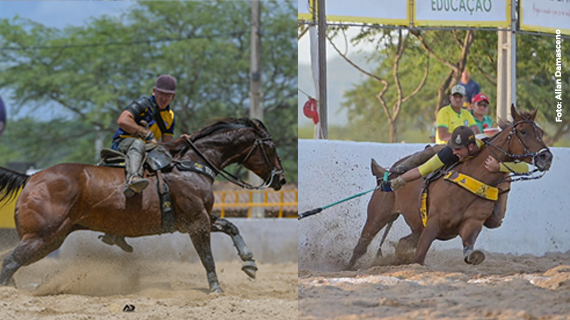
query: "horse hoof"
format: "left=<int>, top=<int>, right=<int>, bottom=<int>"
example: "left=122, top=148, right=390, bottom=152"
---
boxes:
left=210, top=285, right=224, bottom=294
left=242, top=260, right=258, bottom=279
left=465, top=250, right=485, bottom=265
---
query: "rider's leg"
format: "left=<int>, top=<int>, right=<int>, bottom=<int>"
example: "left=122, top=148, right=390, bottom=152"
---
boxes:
left=391, top=144, right=445, bottom=174
left=484, top=182, right=510, bottom=229
left=99, top=138, right=148, bottom=251
left=119, top=138, right=149, bottom=197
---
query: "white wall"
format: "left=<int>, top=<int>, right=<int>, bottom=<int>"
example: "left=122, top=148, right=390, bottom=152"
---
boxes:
left=298, top=139, right=570, bottom=271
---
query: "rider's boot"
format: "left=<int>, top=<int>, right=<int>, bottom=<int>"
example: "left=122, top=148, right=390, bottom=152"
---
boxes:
left=98, top=234, right=134, bottom=252
left=124, top=150, right=149, bottom=198
left=391, top=145, right=445, bottom=174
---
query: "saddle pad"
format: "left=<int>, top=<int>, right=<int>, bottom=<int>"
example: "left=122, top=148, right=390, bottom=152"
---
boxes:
left=444, top=171, right=498, bottom=201
left=420, top=189, right=428, bottom=227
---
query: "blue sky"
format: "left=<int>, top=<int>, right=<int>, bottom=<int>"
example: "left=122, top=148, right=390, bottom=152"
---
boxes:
left=0, top=1, right=133, bottom=29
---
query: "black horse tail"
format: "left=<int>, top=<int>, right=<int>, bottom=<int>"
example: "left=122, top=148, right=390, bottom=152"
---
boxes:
left=0, top=167, right=30, bottom=203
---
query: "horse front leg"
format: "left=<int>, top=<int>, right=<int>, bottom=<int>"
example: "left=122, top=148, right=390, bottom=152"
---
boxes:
left=413, top=218, right=440, bottom=265
left=188, top=215, right=223, bottom=293
left=210, top=215, right=257, bottom=279
left=459, top=220, right=485, bottom=265
left=347, top=191, right=396, bottom=270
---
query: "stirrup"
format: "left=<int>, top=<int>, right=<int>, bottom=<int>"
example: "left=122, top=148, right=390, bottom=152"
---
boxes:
left=124, top=176, right=149, bottom=197
left=98, top=234, right=134, bottom=253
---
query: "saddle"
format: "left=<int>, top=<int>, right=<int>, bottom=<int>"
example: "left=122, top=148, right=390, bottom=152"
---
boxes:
left=98, top=146, right=216, bottom=233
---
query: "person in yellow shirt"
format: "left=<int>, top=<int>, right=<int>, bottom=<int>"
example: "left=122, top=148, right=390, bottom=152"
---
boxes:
left=436, top=84, right=480, bottom=144
left=378, top=126, right=527, bottom=228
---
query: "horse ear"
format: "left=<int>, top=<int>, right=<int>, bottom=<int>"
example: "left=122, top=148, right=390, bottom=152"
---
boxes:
left=530, top=108, right=538, bottom=120
left=511, top=104, right=521, bottom=121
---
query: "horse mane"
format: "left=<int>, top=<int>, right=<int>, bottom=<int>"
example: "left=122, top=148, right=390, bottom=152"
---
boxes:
left=485, top=110, right=536, bottom=144
left=496, top=111, right=535, bottom=130
left=162, top=118, right=268, bottom=158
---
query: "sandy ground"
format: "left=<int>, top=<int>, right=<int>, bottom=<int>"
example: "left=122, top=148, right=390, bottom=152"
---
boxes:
left=299, top=250, right=570, bottom=320
left=0, top=255, right=297, bottom=320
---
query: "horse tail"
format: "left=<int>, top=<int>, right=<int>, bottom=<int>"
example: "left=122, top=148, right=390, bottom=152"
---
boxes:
left=0, top=167, right=30, bottom=203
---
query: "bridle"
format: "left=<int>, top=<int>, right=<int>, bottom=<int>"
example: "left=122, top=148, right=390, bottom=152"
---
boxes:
left=483, top=119, right=550, bottom=183
left=183, top=133, right=283, bottom=190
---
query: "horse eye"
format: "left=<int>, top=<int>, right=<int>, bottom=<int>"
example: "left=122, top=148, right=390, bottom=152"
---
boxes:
left=520, top=129, right=527, bottom=135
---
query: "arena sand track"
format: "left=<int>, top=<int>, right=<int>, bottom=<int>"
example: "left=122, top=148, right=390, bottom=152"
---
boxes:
left=299, top=250, right=570, bottom=320
left=0, top=253, right=297, bottom=320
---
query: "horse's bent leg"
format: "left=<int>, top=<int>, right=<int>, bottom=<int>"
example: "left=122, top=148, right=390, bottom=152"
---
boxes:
left=0, top=223, right=74, bottom=286
left=188, top=219, right=222, bottom=293
left=460, top=220, right=485, bottom=265
left=413, top=220, right=440, bottom=265
left=347, top=192, right=396, bottom=270
left=394, top=232, right=420, bottom=264
left=210, top=215, right=257, bottom=279
left=0, top=233, right=66, bottom=286
left=484, top=184, right=510, bottom=229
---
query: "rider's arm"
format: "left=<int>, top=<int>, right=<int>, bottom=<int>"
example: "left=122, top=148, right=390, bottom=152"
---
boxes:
left=412, top=151, right=453, bottom=178
left=117, top=110, right=142, bottom=135
left=119, top=100, right=156, bottom=142
left=499, top=161, right=529, bottom=173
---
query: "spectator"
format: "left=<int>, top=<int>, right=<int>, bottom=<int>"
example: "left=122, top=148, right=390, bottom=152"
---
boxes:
left=435, top=84, right=479, bottom=144
left=460, top=69, right=480, bottom=107
left=470, top=93, right=494, bottom=133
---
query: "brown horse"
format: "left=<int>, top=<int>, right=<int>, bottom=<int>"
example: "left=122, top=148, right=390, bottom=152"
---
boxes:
left=348, top=105, right=552, bottom=269
left=0, top=118, right=286, bottom=293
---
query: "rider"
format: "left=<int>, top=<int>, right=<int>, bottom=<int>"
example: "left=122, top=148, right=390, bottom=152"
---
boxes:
left=377, top=126, right=529, bottom=228
left=112, top=74, right=177, bottom=197
left=100, top=74, right=177, bottom=252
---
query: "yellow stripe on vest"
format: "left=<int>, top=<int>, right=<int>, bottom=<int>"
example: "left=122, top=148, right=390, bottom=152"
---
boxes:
left=444, top=171, right=499, bottom=201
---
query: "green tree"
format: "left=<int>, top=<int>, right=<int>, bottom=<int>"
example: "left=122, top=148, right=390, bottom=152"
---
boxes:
left=337, top=28, right=569, bottom=145
left=0, top=0, right=297, bottom=181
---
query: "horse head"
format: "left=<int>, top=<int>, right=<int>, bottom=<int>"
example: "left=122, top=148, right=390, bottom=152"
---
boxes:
left=167, top=118, right=286, bottom=191
left=237, top=119, right=286, bottom=191
left=493, top=104, right=552, bottom=172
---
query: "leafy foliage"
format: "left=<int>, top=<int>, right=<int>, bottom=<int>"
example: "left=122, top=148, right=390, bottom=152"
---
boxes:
left=337, top=28, right=569, bottom=145
left=0, top=0, right=298, bottom=181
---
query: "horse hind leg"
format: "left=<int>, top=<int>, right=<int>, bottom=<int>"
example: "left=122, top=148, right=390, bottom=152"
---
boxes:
left=210, top=215, right=257, bottom=279
left=0, top=228, right=73, bottom=287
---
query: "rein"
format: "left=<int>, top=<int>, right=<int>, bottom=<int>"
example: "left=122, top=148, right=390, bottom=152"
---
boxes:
left=183, top=135, right=281, bottom=190
left=483, top=119, right=548, bottom=184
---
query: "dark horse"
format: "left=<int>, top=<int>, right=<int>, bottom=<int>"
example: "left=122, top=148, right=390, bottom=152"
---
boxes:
left=348, top=105, right=552, bottom=269
left=0, top=118, right=286, bottom=293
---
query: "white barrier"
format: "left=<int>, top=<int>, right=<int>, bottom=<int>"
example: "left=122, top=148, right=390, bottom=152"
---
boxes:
left=298, top=139, right=570, bottom=271
left=59, top=219, right=297, bottom=264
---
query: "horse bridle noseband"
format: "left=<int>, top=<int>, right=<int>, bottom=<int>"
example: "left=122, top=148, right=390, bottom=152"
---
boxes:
left=484, top=119, right=549, bottom=183
left=184, top=133, right=283, bottom=190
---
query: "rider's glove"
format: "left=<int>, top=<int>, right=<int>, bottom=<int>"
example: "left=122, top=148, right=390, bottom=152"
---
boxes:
left=377, top=180, right=393, bottom=192
left=135, top=126, right=155, bottom=141
left=376, top=176, right=407, bottom=192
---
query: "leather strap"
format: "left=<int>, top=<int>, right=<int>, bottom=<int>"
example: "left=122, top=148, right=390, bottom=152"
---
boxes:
left=156, top=171, right=176, bottom=233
